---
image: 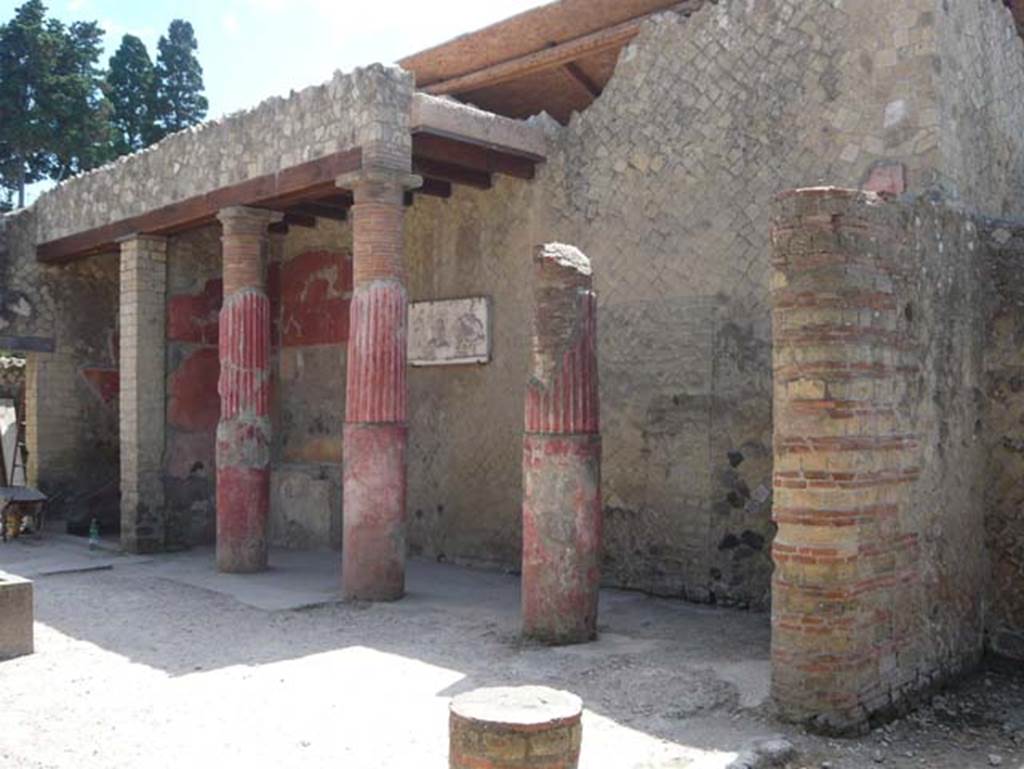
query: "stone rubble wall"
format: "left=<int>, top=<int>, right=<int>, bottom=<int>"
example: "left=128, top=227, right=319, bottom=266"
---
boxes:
left=934, top=0, right=1024, bottom=218
left=537, top=0, right=954, bottom=606
left=31, top=65, right=414, bottom=245
left=980, top=220, right=1024, bottom=662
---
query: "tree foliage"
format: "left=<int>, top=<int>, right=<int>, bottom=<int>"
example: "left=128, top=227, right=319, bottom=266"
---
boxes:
left=0, top=1, right=112, bottom=209
left=0, top=5, right=208, bottom=211
left=152, top=20, right=208, bottom=140
left=107, top=34, right=156, bottom=155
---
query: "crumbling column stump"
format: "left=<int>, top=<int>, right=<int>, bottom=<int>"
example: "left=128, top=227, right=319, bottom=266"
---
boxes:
left=216, top=206, right=279, bottom=573
left=0, top=572, right=33, bottom=660
left=522, top=243, right=602, bottom=645
left=449, top=686, right=583, bottom=769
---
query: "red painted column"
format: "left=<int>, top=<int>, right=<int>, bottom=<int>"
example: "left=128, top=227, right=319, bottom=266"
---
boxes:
left=339, top=170, right=420, bottom=601
left=522, top=243, right=602, bottom=645
left=215, top=206, right=279, bottom=573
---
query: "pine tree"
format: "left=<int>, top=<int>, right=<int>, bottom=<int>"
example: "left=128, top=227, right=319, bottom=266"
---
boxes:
left=0, top=0, right=59, bottom=208
left=107, top=34, right=156, bottom=155
left=45, top=19, right=113, bottom=179
left=0, top=1, right=111, bottom=208
left=152, top=20, right=208, bottom=140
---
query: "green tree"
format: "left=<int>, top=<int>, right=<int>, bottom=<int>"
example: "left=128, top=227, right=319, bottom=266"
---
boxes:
left=152, top=20, right=207, bottom=140
left=106, top=34, right=156, bottom=155
left=0, top=1, right=110, bottom=208
left=0, top=0, right=59, bottom=208
left=45, top=19, right=113, bottom=180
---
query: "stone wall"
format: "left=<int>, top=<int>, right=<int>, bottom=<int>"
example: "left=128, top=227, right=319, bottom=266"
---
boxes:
left=31, top=65, right=414, bottom=245
left=534, top=0, right=957, bottom=606
left=934, top=0, right=1024, bottom=218
left=405, top=176, right=543, bottom=569
left=981, top=220, right=1024, bottom=661
left=770, top=188, right=987, bottom=733
left=24, top=253, right=119, bottom=506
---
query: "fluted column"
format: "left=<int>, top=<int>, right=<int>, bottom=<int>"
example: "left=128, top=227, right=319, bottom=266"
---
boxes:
left=337, top=168, right=421, bottom=601
left=522, top=243, right=602, bottom=645
left=216, top=206, right=279, bottom=573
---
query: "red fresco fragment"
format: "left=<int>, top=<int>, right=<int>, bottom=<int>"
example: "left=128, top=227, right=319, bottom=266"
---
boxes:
left=280, top=250, right=352, bottom=347
left=168, top=347, right=220, bottom=431
left=167, top=278, right=223, bottom=344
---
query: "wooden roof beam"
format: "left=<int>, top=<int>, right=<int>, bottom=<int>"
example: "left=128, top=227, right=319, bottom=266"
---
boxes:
left=412, top=158, right=492, bottom=190
left=563, top=61, right=602, bottom=99
left=421, top=16, right=642, bottom=96
left=412, top=132, right=536, bottom=180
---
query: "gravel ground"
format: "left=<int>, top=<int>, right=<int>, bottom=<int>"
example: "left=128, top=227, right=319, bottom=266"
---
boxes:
left=0, top=547, right=1021, bottom=769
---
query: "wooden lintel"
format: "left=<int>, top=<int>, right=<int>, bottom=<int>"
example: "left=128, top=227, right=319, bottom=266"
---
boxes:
left=37, top=147, right=362, bottom=263
left=422, top=16, right=642, bottom=96
left=413, top=132, right=535, bottom=180
left=413, top=158, right=492, bottom=190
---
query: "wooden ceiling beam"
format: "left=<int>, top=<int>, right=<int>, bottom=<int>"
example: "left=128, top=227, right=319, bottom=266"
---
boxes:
left=36, top=147, right=362, bottom=263
left=412, top=158, right=492, bottom=190
left=421, top=16, right=642, bottom=96
left=419, top=178, right=453, bottom=198
left=563, top=61, right=602, bottom=99
left=412, top=132, right=536, bottom=180
left=288, top=203, right=349, bottom=222
left=281, top=212, right=317, bottom=228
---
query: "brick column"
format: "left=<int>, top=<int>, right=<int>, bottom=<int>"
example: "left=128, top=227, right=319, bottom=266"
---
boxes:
left=119, top=235, right=167, bottom=553
left=337, top=168, right=420, bottom=601
left=770, top=189, right=920, bottom=733
left=522, top=243, right=602, bottom=645
left=216, top=206, right=279, bottom=573
left=449, top=686, right=583, bottom=769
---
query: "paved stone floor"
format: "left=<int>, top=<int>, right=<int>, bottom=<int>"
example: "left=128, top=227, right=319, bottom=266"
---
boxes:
left=0, top=536, right=1021, bottom=768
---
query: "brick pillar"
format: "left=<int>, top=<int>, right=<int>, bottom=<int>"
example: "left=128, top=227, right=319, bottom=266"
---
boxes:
left=770, top=189, right=920, bottom=733
left=522, top=243, right=602, bottom=645
left=337, top=168, right=420, bottom=601
left=216, top=206, right=279, bottom=573
left=119, top=235, right=167, bottom=553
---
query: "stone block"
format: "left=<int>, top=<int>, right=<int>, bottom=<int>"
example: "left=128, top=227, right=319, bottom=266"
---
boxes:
left=0, top=572, right=33, bottom=660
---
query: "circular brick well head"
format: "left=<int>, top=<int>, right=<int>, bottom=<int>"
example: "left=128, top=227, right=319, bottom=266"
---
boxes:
left=449, top=686, right=583, bottom=769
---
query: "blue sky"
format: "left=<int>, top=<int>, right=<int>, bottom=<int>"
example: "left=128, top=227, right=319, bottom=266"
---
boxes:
left=2, top=0, right=546, bottom=116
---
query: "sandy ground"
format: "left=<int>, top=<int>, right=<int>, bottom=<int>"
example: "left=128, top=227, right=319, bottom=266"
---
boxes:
left=0, top=537, right=1021, bottom=769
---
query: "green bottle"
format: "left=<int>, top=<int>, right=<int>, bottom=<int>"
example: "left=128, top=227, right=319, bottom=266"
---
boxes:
left=88, top=518, right=100, bottom=550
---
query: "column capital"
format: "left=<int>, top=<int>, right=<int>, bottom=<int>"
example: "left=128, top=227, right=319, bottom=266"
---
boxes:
left=217, top=206, right=283, bottom=233
left=336, top=168, right=422, bottom=204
